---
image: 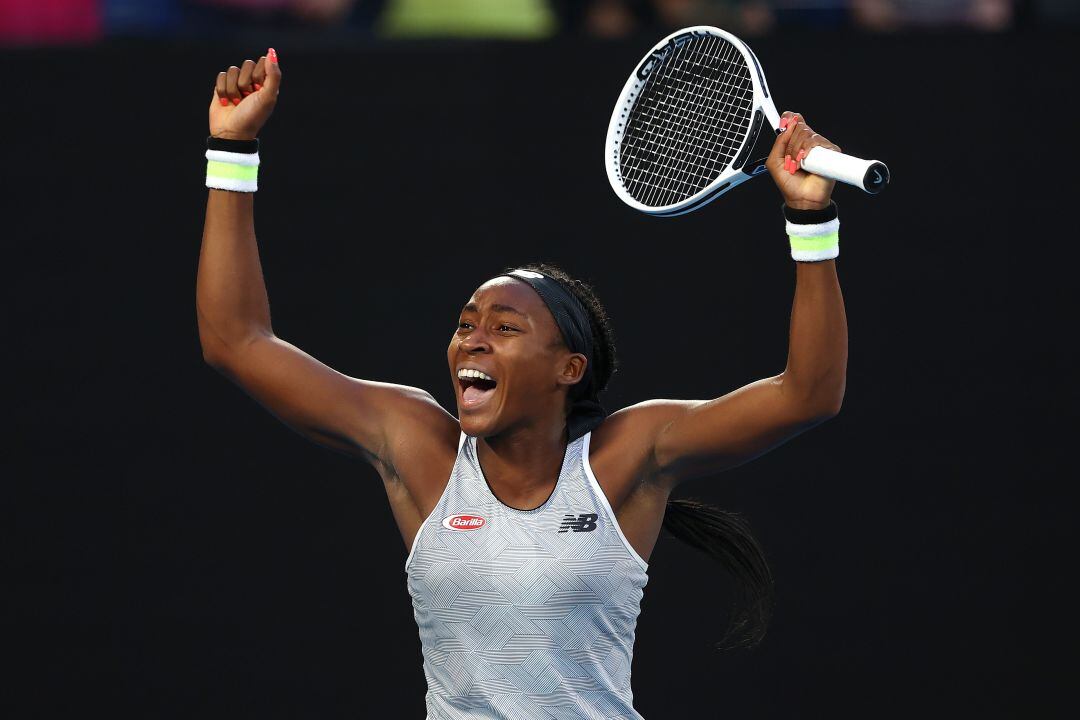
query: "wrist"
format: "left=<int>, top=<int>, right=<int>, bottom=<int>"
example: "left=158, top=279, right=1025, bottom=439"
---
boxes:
left=784, top=201, right=839, bottom=262
left=206, top=136, right=260, bottom=193
left=211, top=130, right=257, bottom=142
left=784, top=198, right=832, bottom=211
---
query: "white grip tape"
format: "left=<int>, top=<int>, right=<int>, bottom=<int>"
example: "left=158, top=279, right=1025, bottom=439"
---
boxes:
left=801, top=147, right=879, bottom=192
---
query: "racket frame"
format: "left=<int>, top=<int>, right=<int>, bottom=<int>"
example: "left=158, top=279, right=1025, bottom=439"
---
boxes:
left=605, top=26, right=781, bottom=217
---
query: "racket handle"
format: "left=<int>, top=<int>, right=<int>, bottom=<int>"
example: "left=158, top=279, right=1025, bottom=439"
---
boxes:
left=801, top=147, right=890, bottom=194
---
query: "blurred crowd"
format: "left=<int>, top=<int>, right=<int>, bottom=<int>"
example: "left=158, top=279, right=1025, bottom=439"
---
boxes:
left=1, top=0, right=1077, bottom=45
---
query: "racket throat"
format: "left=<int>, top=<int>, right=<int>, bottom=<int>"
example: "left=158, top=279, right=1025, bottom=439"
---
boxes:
left=735, top=108, right=774, bottom=179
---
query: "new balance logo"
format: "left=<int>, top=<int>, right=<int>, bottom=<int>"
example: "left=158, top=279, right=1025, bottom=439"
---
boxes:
left=558, top=513, right=598, bottom=533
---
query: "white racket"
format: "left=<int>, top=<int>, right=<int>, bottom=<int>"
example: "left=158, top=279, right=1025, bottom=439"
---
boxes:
left=605, top=26, right=890, bottom=217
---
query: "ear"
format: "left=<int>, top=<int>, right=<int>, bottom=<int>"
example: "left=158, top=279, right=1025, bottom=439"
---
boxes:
left=556, top=353, right=588, bottom=388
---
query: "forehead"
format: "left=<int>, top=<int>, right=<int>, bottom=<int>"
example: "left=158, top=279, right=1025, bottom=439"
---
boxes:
left=465, top=277, right=547, bottom=315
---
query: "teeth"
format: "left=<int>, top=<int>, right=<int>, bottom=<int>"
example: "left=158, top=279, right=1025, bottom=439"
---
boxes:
left=457, top=369, right=494, bottom=382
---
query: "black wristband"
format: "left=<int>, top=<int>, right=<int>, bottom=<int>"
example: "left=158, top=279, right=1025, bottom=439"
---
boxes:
left=783, top=200, right=838, bottom=225
left=207, top=136, right=259, bottom=154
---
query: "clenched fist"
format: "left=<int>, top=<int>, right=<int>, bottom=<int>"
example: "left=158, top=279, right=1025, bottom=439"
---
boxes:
left=209, top=48, right=282, bottom=142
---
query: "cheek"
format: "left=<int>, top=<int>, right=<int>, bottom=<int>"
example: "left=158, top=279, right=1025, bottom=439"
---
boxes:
left=503, top=350, right=554, bottom=391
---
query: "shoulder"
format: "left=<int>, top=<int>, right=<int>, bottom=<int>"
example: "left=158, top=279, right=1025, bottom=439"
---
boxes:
left=383, top=386, right=460, bottom=460
left=588, top=399, right=697, bottom=490
left=375, top=385, right=460, bottom=497
left=348, top=383, right=459, bottom=460
left=593, top=399, right=697, bottom=450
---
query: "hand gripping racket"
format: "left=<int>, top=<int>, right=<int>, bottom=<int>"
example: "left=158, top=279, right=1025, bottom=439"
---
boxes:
left=605, top=26, right=890, bottom=216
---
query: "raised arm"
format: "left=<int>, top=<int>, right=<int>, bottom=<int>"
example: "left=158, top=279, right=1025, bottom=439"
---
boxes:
left=622, top=112, right=848, bottom=487
left=196, top=50, right=456, bottom=471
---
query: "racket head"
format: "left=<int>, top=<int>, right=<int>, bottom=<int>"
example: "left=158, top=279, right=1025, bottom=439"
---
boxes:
left=605, top=26, right=781, bottom=217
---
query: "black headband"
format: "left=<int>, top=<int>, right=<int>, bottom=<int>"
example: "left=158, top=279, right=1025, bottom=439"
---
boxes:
left=501, top=269, right=608, bottom=441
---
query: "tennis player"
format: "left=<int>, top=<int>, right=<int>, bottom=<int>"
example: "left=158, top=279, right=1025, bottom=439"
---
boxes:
left=198, top=51, right=847, bottom=719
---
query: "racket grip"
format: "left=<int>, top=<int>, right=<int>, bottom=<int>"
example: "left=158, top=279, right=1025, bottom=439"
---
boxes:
left=801, top=147, right=889, bottom=194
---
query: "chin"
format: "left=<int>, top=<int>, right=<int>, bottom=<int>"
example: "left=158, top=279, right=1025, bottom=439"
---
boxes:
left=455, top=386, right=506, bottom=438
left=458, top=412, right=497, bottom=438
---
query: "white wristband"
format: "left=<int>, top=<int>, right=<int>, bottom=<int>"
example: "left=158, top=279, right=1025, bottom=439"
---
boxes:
left=787, top=217, right=839, bottom=262
left=206, top=149, right=260, bottom=193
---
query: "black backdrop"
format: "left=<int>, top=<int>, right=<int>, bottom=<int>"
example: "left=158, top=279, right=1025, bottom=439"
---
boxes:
left=5, top=30, right=1077, bottom=718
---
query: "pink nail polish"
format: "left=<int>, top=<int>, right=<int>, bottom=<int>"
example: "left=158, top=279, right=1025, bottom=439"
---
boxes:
left=268, top=47, right=278, bottom=64
left=779, top=117, right=789, bottom=130
left=232, top=98, right=241, bottom=106
left=219, top=98, right=228, bottom=106
left=254, top=83, right=262, bottom=91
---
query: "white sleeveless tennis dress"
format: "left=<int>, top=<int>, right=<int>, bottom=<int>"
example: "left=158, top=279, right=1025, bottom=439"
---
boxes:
left=405, top=431, right=649, bottom=720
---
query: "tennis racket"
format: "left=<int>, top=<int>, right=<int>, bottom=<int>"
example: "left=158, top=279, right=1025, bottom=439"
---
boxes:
left=605, top=26, right=889, bottom=217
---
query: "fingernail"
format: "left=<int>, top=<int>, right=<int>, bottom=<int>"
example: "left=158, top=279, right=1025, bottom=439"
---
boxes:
left=779, top=117, right=789, bottom=130
left=254, top=83, right=262, bottom=91
left=784, top=155, right=792, bottom=172
left=241, top=90, right=251, bottom=97
left=219, top=97, right=229, bottom=106
left=269, top=48, right=278, bottom=64
left=796, top=149, right=807, bottom=163
left=232, top=98, right=241, bottom=106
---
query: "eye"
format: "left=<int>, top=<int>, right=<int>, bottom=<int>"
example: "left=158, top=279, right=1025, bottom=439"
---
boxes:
left=498, top=324, right=519, bottom=332
left=458, top=321, right=473, bottom=331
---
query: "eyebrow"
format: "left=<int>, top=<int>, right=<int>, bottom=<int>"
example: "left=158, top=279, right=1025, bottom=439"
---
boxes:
left=461, top=302, right=529, bottom=319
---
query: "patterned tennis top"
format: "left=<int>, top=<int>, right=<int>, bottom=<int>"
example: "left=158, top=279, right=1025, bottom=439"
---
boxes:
left=405, top=431, right=649, bottom=719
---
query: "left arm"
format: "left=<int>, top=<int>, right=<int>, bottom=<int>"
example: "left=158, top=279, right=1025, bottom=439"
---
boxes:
left=634, top=112, right=848, bottom=486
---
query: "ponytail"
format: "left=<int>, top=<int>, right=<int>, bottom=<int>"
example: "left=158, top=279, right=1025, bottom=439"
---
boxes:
left=662, top=498, right=775, bottom=650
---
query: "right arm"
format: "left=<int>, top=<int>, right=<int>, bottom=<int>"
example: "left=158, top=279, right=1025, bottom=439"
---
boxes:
left=196, top=50, right=457, bottom=474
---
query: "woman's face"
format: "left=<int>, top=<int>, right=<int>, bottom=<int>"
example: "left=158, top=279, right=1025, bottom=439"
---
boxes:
left=447, top=277, right=586, bottom=438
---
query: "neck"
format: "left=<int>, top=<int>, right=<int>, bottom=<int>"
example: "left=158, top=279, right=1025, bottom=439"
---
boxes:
left=476, top=420, right=569, bottom=510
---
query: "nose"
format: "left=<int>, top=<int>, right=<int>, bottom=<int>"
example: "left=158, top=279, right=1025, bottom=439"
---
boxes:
left=460, top=326, right=492, bottom=354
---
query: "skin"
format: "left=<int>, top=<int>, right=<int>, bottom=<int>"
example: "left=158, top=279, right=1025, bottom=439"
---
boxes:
left=198, top=53, right=847, bottom=562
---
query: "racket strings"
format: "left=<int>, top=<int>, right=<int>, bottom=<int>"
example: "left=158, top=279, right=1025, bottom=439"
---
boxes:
left=626, top=38, right=749, bottom=205
left=619, top=35, right=754, bottom=208
left=625, top=37, right=747, bottom=204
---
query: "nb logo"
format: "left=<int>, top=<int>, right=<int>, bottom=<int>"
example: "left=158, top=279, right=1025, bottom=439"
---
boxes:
left=558, top=513, right=598, bottom=533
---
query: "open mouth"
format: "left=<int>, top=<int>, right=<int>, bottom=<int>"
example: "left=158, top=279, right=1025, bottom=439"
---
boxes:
left=457, top=368, right=498, bottom=408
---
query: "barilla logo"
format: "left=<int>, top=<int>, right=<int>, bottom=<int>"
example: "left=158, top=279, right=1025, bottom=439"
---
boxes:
left=442, top=514, right=487, bottom=531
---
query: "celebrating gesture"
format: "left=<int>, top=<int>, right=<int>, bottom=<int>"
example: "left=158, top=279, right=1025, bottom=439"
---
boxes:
left=208, top=48, right=282, bottom=142
left=197, top=37, right=848, bottom=720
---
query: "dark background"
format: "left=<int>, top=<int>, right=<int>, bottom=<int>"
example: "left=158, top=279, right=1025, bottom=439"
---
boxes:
left=6, top=30, right=1077, bottom=719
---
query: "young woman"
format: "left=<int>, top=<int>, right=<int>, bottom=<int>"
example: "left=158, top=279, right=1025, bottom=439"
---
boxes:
left=198, top=50, right=847, bottom=719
